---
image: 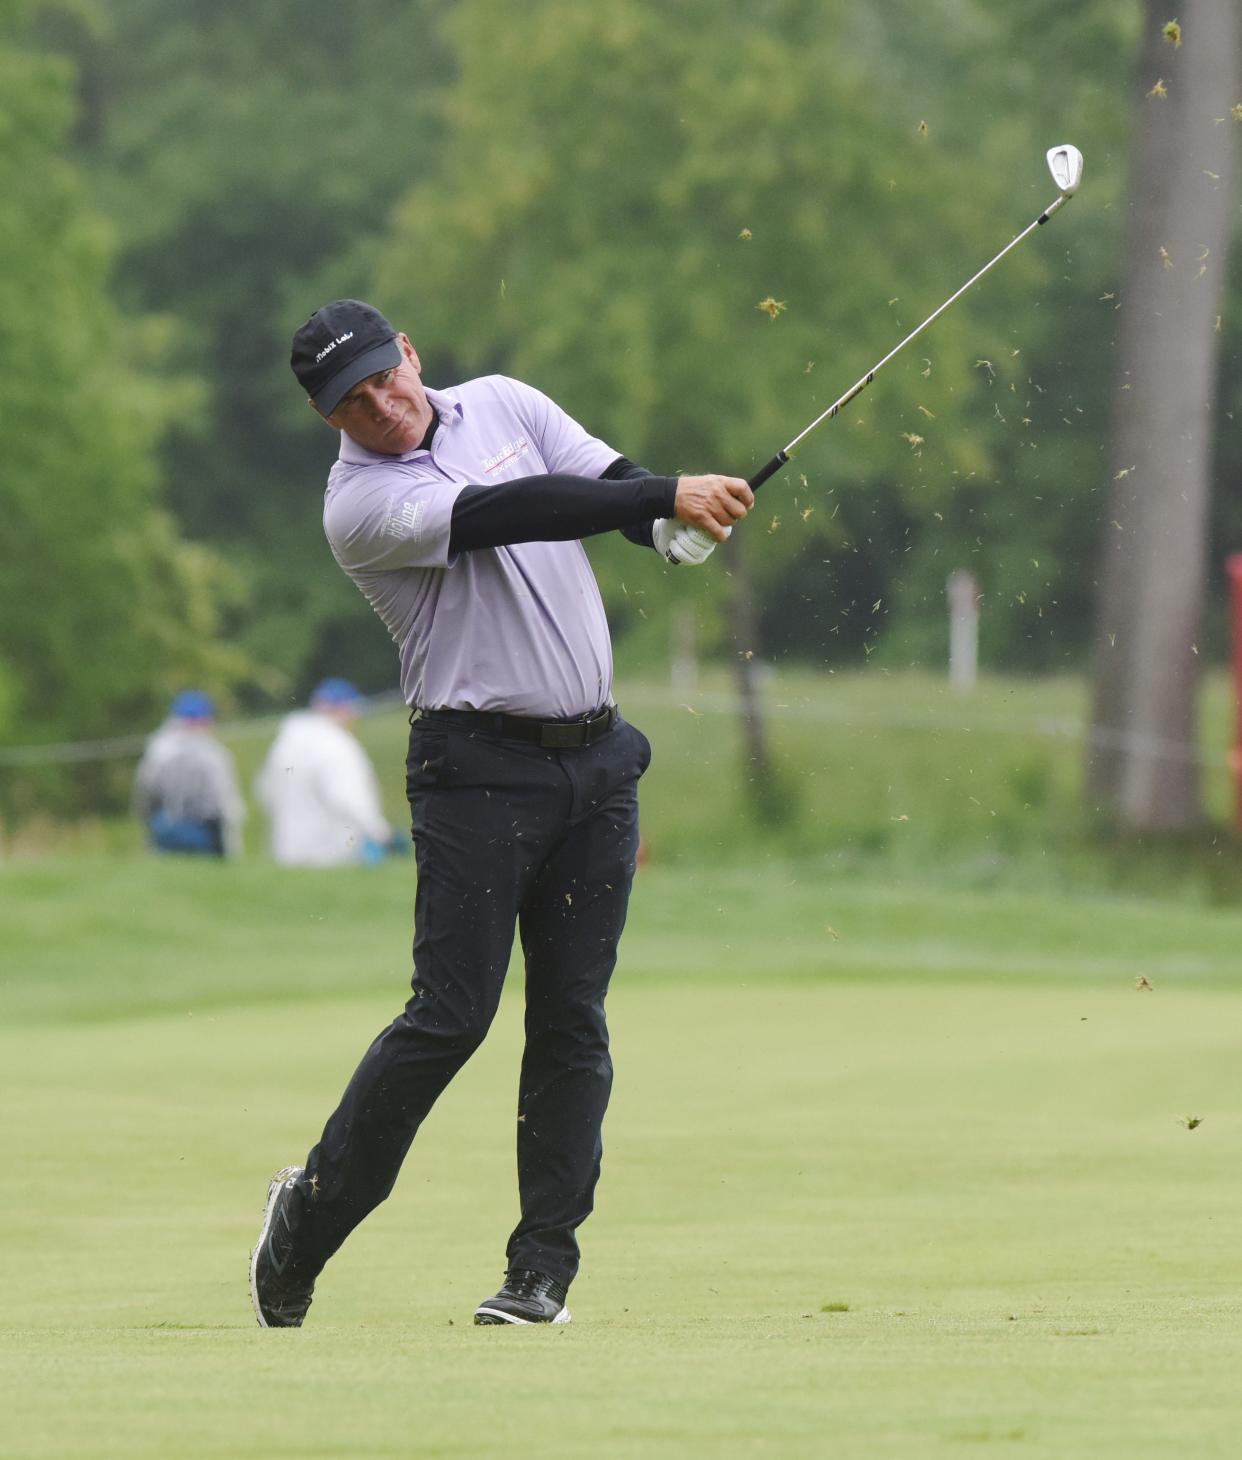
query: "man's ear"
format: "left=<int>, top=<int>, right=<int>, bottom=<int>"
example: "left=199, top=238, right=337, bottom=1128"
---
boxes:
left=397, top=333, right=422, bottom=374
left=309, top=396, right=342, bottom=433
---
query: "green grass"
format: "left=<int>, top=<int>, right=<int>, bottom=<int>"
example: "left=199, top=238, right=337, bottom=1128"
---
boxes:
left=5, top=857, right=1242, bottom=1025
left=355, top=669, right=1240, bottom=882
left=3, top=856, right=1241, bottom=1457
left=12, top=668, right=1242, bottom=897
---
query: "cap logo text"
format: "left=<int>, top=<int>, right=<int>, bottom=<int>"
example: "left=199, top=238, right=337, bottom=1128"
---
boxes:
left=315, top=331, right=354, bottom=364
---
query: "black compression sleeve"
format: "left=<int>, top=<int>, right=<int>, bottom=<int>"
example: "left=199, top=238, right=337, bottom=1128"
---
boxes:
left=448, top=471, right=679, bottom=553
left=601, top=455, right=656, bottom=481
left=602, top=455, right=662, bottom=550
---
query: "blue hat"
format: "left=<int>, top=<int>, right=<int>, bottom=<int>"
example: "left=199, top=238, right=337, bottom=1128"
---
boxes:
left=311, top=678, right=364, bottom=708
left=171, top=689, right=215, bottom=720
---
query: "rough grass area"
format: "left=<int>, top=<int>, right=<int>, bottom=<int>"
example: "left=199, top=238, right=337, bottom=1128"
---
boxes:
left=9, top=669, right=1240, bottom=895
left=347, top=669, right=1242, bottom=887
left=2, top=857, right=1240, bottom=1457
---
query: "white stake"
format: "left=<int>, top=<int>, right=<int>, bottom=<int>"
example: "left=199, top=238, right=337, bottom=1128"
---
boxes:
left=946, top=570, right=980, bottom=693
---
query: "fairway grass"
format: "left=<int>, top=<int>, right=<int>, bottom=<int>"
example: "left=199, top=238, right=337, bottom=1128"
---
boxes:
left=3, top=861, right=1241, bottom=1457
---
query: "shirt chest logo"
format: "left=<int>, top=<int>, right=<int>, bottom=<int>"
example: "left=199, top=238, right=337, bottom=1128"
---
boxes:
left=480, top=436, right=532, bottom=475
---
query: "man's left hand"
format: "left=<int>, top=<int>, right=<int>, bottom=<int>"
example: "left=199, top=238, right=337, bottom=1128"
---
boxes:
left=653, top=519, right=727, bottom=565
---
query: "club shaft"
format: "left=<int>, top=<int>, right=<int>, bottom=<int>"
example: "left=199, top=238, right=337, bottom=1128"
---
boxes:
left=747, top=191, right=1067, bottom=493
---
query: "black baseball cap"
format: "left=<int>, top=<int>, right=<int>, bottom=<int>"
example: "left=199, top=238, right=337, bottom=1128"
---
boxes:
left=290, top=299, right=403, bottom=415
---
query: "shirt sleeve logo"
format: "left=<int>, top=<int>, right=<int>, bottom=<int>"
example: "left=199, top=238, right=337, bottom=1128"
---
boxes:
left=481, top=436, right=531, bottom=475
left=380, top=496, right=427, bottom=542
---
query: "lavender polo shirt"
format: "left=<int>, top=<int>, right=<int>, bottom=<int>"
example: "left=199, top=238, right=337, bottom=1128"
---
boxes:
left=323, top=376, right=624, bottom=717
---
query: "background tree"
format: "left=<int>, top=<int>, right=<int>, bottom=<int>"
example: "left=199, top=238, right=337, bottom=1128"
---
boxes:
left=20, top=0, right=1242, bottom=793
left=358, top=0, right=1142, bottom=819
left=60, top=0, right=453, bottom=699
left=372, top=0, right=1154, bottom=677
left=43, top=0, right=1180, bottom=713
left=0, top=2, right=242, bottom=818
left=1087, top=3, right=1239, bottom=830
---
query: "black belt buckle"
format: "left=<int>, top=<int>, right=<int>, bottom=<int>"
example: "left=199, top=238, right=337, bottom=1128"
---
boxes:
left=537, top=706, right=615, bottom=748
left=540, top=721, right=586, bottom=749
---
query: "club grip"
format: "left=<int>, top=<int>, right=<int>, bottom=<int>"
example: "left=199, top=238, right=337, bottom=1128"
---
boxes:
left=747, top=451, right=788, bottom=493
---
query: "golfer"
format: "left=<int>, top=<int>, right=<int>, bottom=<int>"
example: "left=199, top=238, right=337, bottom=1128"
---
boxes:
left=251, top=299, right=752, bottom=1327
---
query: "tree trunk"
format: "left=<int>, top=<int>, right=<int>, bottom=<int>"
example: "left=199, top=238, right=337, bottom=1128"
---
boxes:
left=728, top=535, right=787, bottom=824
left=1087, top=2, right=1237, bottom=830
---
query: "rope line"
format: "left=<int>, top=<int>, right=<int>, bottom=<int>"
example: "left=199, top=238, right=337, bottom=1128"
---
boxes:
left=0, top=686, right=1226, bottom=771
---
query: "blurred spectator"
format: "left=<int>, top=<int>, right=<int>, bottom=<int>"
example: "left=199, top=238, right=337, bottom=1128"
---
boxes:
left=133, top=690, right=246, bottom=858
left=256, top=679, right=403, bottom=867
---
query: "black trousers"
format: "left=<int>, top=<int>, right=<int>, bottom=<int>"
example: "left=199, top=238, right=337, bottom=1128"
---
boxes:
left=294, top=713, right=650, bottom=1288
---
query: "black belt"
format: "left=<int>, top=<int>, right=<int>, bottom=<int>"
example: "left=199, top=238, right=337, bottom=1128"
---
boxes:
left=412, top=704, right=619, bottom=748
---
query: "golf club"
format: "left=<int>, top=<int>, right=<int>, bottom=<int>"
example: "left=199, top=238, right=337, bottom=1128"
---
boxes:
left=746, top=143, right=1084, bottom=493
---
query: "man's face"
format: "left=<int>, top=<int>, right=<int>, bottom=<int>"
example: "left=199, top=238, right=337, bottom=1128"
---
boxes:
left=318, top=333, right=434, bottom=455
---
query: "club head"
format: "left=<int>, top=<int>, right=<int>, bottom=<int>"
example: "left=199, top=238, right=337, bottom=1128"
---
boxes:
left=1046, top=144, right=1084, bottom=198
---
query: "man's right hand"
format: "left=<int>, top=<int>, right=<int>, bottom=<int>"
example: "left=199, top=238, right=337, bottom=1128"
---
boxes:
left=672, top=474, right=754, bottom=540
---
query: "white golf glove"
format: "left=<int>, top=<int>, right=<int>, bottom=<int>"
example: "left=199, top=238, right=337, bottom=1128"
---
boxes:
left=652, top=519, right=730, bottom=566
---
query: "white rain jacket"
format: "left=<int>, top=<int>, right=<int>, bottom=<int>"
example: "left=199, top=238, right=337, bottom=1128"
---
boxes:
left=255, top=711, right=391, bottom=867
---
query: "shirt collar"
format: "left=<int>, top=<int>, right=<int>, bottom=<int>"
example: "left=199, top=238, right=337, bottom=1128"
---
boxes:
left=338, top=385, right=465, bottom=465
